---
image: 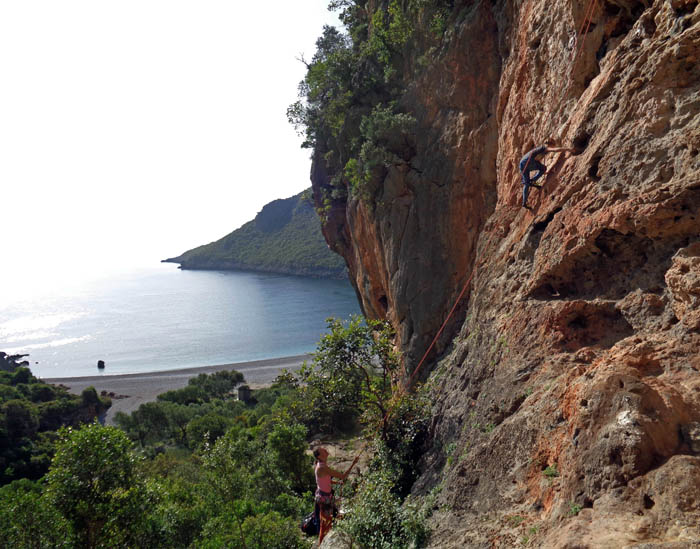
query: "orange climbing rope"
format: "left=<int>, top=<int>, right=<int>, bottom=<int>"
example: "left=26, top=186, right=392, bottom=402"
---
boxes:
left=571, top=0, right=599, bottom=72
left=403, top=1, right=601, bottom=390
left=403, top=262, right=478, bottom=390
left=346, top=0, right=604, bottom=463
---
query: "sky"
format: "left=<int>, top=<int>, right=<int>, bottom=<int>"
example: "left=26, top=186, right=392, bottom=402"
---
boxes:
left=0, top=1, right=340, bottom=298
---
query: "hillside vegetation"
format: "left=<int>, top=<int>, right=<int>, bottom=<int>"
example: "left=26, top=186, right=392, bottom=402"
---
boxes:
left=0, top=352, right=111, bottom=486
left=164, top=190, right=347, bottom=279
left=0, top=318, right=432, bottom=548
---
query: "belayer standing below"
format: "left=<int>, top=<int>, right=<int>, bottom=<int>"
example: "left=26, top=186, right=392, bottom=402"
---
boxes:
left=519, top=141, right=575, bottom=208
left=313, top=446, right=358, bottom=544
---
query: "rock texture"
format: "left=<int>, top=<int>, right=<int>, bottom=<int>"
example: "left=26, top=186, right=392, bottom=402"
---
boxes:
left=312, top=0, right=700, bottom=546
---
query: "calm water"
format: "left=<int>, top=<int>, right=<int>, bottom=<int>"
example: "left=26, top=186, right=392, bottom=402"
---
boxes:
left=0, top=264, right=360, bottom=378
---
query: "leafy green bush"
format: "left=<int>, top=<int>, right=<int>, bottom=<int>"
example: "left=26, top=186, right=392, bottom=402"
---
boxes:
left=199, top=511, right=310, bottom=549
left=185, top=412, right=233, bottom=449
left=0, top=479, right=70, bottom=549
left=282, top=315, right=399, bottom=436
left=45, top=422, right=156, bottom=549
left=372, top=388, right=431, bottom=498
left=0, top=358, right=110, bottom=486
left=347, top=103, right=416, bottom=200
left=339, top=469, right=429, bottom=548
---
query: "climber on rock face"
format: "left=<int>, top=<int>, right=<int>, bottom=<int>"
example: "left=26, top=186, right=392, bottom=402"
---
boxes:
left=519, top=140, right=575, bottom=208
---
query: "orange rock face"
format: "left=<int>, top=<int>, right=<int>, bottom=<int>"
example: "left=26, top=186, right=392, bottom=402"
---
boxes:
left=312, top=0, right=700, bottom=545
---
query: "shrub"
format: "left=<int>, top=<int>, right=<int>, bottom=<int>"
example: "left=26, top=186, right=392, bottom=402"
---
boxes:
left=45, top=422, right=155, bottom=549
left=199, top=510, right=310, bottom=549
left=0, top=479, right=70, bottom=549
left=185, top=413, right=232, bottom=449
left=339, top=469, right=429, bottom=549
left=288, top=315, right=399, bottom=436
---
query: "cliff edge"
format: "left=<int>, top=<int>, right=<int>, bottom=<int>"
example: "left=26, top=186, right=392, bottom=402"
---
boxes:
left=306, top=0, right=700, bottom=546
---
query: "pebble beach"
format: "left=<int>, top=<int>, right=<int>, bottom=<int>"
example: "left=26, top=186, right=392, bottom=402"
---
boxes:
left=44, top=354, right=310, bottom=424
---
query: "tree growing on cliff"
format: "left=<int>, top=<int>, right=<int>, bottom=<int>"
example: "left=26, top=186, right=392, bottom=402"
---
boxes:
left=288, top=0, right=445, bottom=208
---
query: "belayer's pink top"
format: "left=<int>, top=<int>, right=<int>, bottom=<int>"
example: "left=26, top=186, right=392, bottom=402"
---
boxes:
left=315, top=460, right=332, bottom=493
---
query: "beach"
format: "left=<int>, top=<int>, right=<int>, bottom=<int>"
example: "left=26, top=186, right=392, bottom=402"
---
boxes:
left=44, top=354, right=311, bottom=424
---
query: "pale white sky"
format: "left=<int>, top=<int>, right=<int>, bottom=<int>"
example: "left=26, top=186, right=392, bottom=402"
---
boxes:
left=0, top=1, right=339, bottom=297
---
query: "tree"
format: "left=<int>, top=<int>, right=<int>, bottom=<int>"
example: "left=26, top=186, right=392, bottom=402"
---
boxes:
left=115, top=401, right=171, bottom=447
left=45, top=422, right=153, bottom=549
left=294, top=315, right=399, bottom=436
left=266, top=421, right=314, bottom=495
left=11, top=367, right=32, bottom=385
left=2, top=399, right=39, bottom=440
left=0, top=479, right=70, bottom=549
left=186, top=412, right=232, bottom=449
left=159, top=400, right=197, bottom=446
left=200, top=432, right=256, bottom=549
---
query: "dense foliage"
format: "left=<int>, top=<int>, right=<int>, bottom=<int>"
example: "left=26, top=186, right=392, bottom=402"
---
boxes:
left=165, top=190, right=346, bottom=278
left=1, top=377, right=314, bottom=548
left=339, top=468, right=430, bottom=548
left=277, top=315, right=400, bottom=436
left=288, top=0, right=454, bottom=215
left=0, top=315, right=432, bottom=548
left=0, top=353, right=111, bottom=485
left=282, top=316, right=433, bottom=547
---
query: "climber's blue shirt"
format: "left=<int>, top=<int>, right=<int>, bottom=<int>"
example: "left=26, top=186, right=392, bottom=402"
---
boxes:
left=519, top=145, right=547, bottom=172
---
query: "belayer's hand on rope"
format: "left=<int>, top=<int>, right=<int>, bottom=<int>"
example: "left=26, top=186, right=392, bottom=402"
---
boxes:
left=345, top=454, right=361, bottom=477
left=343, top=441, right=369, bottom=479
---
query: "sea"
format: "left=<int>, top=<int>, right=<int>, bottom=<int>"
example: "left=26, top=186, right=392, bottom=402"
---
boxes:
left=0, top=263, right=361, bottom=379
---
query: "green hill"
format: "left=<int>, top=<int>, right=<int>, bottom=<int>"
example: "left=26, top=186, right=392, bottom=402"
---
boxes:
left=163, top=190, right=347, bottom=278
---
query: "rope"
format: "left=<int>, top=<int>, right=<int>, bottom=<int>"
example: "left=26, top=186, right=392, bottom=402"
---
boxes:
left=345, top=0, right=603, bottom=468
left=572, top=0, right=598, bottom=70
left=571, top=0, right=599, bottom=72
left=519, top=0, right=599, bottom=201
left=403, top=262, right=478, bottom=390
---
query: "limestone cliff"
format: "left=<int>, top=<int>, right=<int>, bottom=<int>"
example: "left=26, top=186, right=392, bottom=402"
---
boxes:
left=311, top=0, right=700, bottom=546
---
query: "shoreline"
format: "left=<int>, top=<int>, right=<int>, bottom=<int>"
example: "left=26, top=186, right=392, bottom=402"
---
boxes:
left=44, top=354, right=311, bottom=425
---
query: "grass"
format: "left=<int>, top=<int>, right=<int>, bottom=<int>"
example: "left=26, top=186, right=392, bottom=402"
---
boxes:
left=543, top=464, right=559, bottom=478
left=509, top=515, right=524, bottom=526
left=445, top=442, right=457, bottom=467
